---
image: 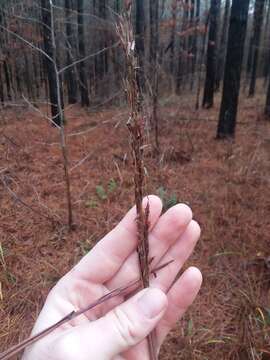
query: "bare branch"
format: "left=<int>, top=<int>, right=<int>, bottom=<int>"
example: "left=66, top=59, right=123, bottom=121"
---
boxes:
left=0, top=24, right=53, bottom=63
left=58, top=41, right=120, bottom=75
left=22, top=95, right=61, bottom=129
left=1, top=175, right=57, bottom=223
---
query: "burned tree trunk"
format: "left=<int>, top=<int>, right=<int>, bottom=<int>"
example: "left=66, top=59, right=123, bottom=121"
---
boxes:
left=41, top=0, right=64, bottom=126
left=149, top=0, right=160, bottom=152
left=135, top=0, right=145, bottom=92
left=3, top=60, right=12, bottom=101
left=0, top=63, right=4, bottom=105
left=65, top=0, right=77, bottom=104
left=77, top=0, right=90, bottom=107
left=215, top=0, right=230, bottom=91
left=169, top=0, right=177, bottom=75
left=248, top=0, right=266, bottom=97
left=202, top=0, right=221, bottom=108
left=190, top=0, right=200, bottom=90
left=265, top=77, right=270, bottom=117
left=176, top=0, right=190, bottom=94
left=217, top=0, right=250, bottom=138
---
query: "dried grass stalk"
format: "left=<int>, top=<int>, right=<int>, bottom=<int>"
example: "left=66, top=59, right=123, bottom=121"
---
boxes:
left=116, top=6, right=157, bottom=359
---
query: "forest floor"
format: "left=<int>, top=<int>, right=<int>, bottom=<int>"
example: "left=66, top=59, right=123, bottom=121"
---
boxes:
left=0, top=92, right=270, bottom=359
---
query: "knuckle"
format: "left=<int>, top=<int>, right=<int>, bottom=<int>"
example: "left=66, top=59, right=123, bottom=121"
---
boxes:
left=111, top=306, right=140, bottom=348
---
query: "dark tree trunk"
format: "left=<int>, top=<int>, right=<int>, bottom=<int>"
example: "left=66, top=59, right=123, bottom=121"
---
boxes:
left=202, top=0, right=221, bottom=108
left=65, top=0, right=77, bottom=104
left=217, top=0, right=250, bottom=138
left=176, top=0, right=190, bottom=94
left=149, top=0, right=160, bottom=151
left=169, top=0, right=177, bottom=75
left=95, top=0, right=107, bottom=81
left=115, top=0, right=120, bottom=13
left=15, top=59, right=22, bottom=98
left=195, top=11, right=209, bottom=109
left=265, top=77, right=270, bottom=117
left=135, top=0, right=145, bottom=91
left=3, top=60, right=12, bottom=101
left=24, top=53, right=33, bottom=100
left=248, top=0, right=266, bottom=96
left=77, top=0, right=90, bottom=107
left=41, top=0, right=63, bottom=126
left=190, top=0, right=201, bottom=90
left=0, top=63, right=4, bottom=105
left=149, top=0, right=159, bottom=66
left=215, top=0, right=230, bottom=91
left=263, top=1, right=270, bottom=84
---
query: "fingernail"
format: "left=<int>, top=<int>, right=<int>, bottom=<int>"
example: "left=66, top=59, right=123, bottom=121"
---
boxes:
left=137, top=288, right=167, bottom=319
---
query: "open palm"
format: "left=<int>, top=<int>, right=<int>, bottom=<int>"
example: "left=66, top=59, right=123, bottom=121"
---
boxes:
left=23, top=196, right=202, bottom=360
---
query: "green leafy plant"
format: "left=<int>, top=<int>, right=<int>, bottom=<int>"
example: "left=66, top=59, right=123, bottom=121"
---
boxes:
left=85, top=180, right=118, bottom=208
left=108, top=178, right=118, bottom=194
left=85, top=199, right=98, bottom=209
left=96, top=185, right=107, bottom=201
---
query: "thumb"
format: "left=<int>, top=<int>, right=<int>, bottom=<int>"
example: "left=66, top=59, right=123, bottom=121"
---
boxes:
left=99, top=287, right=168, bottom=357
left=56, top=288, right=168, bottom=360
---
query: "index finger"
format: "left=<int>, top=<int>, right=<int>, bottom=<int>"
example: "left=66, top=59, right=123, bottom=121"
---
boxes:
left=68, top=195, right=163, bottom=284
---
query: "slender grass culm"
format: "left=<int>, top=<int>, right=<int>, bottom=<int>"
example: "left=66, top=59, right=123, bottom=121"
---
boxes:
left=116, top=4, right=158, bottom=360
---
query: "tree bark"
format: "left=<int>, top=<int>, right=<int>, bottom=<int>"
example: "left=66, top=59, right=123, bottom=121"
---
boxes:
left=202, top=0, right=221, bottom=108
left=0, top=63, right=4, bottom=105
left=41, top=0, right=64, bottom=126
left=3, top=60, right=12, bottom=101
left=176, top=0, right=189, bottom=94
left=169, top=0, right=177, bottom=75
left=215, top=0, right=230, bottom=91
left=135, top=0, right=146, bottom=92
left=217, top=0, right=250, bottom=138
left=149, top=0, right=160, bottom=152
left=65, top=0, right=77, bottom=104
left=95, top=0, right=107, bottom=81
left=248, top=0, right=266, bottom=97
left=263, top=1, right=270, bottom=85
left=77, top=0, right=90, bottom=107
left=265, top=78, right=270, bottom=117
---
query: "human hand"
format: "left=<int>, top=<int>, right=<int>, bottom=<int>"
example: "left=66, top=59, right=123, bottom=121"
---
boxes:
left=23, top=196, right=202, bottom=360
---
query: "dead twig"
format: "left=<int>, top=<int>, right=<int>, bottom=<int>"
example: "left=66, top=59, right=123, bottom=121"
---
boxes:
left=1, top=175, right=59, bottom=224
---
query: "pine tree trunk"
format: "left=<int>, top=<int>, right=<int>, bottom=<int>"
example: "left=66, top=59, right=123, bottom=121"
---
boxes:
left=217, top=0, right=250, bottom=138
left=33, top=53, right=40, bottom=100
left=96, top=0, right=107, bottom=80
left=248, top=0, right=266, bottom=96
left=176, top=0, right=189, bottom=94
left=149, top=0, right=160, bottom=152
left=77, top=0, right=90, bottom=107
left=169, top=0, right=177, bottom=75
left=265, top=77, right=270, bottom=117
left=15, top=59, right=22, bottom=98
left=41, top=0, right=64, bottom=126
left=190, top=0, right=201, bottom=90
left=215, top=0, right=230, bottom=91
left=65, top=0, right=77, bottom=104
left=136, top=0, right=145, bottom=91
left=0, top=63, right=4, bottom=105
left=202, top=0, right=221, bottom=108
left=3, top=60, right=12, bottom=101
left=115, top=0, right=120, bottom=13
left=263, top=1, right=270, bottom=85
left=24, top=53, right=33, bottom=100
